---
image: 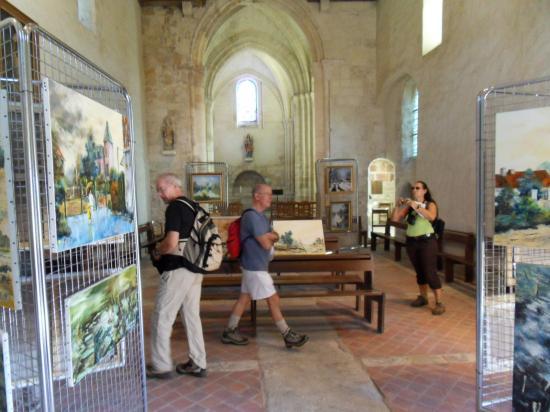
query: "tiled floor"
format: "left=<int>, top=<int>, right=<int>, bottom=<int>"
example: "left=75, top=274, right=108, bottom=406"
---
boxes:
left=141, top=251, right=479, bottom=411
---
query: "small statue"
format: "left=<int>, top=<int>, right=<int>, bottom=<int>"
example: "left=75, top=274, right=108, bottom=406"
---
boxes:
left=244, top=134, right=254, bottom=161
left=161, top=115, right=175, bottom=152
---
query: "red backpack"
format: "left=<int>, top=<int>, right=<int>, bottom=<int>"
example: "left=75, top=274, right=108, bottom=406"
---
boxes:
left=226, top=209, right=253, bottom=258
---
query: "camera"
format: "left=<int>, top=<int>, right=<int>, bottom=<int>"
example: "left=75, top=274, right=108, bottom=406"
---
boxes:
left=406, top=210, right=417, bottom=225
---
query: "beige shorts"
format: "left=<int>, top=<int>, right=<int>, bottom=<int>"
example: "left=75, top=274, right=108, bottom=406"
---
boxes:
left=241, top=269, right=276, bottom=300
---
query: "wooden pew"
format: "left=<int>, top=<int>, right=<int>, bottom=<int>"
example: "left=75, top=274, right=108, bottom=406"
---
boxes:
left=204, top=253, right=385, bottom=333
left=370, top=221, right=407, bottom=261
left=438, top=230, right=475, bottom=283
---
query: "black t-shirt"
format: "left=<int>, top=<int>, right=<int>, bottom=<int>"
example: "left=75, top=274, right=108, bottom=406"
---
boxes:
left=160, top=196, right=196, bottom=272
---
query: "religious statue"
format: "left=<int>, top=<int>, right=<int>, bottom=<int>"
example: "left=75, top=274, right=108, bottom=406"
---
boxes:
left=244, top=134, right=254, bottom=161
left=161, top=115, right=175, bottom=152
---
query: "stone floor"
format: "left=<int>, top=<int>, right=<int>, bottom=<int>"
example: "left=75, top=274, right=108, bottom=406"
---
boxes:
left=142, top=251, right=477, bottom=411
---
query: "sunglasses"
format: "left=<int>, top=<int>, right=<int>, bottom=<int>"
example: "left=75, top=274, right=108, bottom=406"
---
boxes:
left=412, top=186, right=423, bottom=190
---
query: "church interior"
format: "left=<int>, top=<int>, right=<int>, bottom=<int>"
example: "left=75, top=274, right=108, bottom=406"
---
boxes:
left=1, top=0, right=549, bottom=410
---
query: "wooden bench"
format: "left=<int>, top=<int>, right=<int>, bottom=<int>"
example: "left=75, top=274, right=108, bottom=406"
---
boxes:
left=204, top=253, right=385, bottom=333
left=438, top=230, right=475, bottom=283
left=370, top=221, right=407, bottom=261
left=138, top=221, right=163, bottom=256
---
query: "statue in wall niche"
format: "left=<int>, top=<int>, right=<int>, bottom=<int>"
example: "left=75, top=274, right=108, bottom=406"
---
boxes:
left=161, top=115, right=175, bottom=152
left=244, top=134, right=254, bottom=161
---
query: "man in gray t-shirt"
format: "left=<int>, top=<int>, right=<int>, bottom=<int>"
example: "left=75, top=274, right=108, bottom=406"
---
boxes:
left=221, top=184, right=309, bottom=349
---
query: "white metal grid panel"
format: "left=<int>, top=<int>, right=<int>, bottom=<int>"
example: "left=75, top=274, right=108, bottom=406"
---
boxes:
left=0, top=19, right=146, bottom=411
left=477, top=78, right=550, bottom=411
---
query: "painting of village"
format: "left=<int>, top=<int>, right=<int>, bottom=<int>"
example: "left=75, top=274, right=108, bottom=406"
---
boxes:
left=273, top=220, right=326, bottom=255
left=43, top=78, right=134, bottom=253
left=494, top=106, right=550, bottom=247
left=65, top=265, right=138, bottom=386
left=0, top=330, right=13, bottom=412
left=0, top=90, right=20, bottom=310
left=512, top=263, right=550, bottom=411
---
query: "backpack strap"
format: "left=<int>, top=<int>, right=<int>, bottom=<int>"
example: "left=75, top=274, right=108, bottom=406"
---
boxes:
left=174, top=198, right=197, bottom=243
left=240, top=208, right=256, bottom=245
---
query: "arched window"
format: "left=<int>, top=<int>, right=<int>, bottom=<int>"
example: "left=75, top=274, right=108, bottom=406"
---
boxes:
left=236, top=78, right=260, bottom=127
left=402, top=81, right=419, bottom=160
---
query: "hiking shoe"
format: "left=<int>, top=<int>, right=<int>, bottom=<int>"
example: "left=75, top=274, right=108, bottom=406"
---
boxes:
left=221, top=327, right=249, bottom=345
left=410, top=295, right=429, bottom=307
left=283, top=329, right=309, bottom=348
left=146, top=365, right=174, bottom=380
left=176, top=359, right=207, bottom=378
left=432, top=302, right=446, bottom=316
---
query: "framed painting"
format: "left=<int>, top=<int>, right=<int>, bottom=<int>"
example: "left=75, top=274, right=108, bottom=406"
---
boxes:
left=0, top=330, right=13, bottom=412
left=42, top=78, right=134, bottom=253
left=513, top=263, right=550, bottom=411
left=325, top=166, right=354, bottom=193
left=273, top=220, right=326, bottom=255
left=190, top=173, right=223, bottom=203
left=328, top=201, right=351, bottom=232
left=494, top=106, right=550, bottom=247
left=65, top=264, right=138, bottom=386
left=0, top=90, right=20, bottom=310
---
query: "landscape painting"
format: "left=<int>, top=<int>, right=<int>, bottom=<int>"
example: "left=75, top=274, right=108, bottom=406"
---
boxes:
left=494, top=106, right=550, bottom=247
left=0, top=90, right=20, bottom=310
left=326, top=166, right=354, bottom=193
left=329, top=201, right=351, bottom=232
left=42, top=78, right=134, bottom=253
left=512, top=263, right=550, bottom=411
left=191, top=173, right=223, bottom=202
left=65, top=264, right=138, bottom=386
left=273, top=220, right=325, bottom=255
left=0, top=330, right=13, bottom=412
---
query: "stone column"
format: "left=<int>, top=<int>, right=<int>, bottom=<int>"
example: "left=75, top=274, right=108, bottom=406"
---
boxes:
left=292, top=92, right=315, bottom=201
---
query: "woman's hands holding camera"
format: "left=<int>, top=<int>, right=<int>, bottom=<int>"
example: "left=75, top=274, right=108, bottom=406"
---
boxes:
left=399, top=198, right=424, bottom=210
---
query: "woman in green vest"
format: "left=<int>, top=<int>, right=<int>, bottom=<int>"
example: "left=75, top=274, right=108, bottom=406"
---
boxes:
left=391, top=181, right=445, bottom=315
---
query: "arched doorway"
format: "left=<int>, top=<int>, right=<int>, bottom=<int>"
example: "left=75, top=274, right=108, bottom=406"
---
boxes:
left=367, top=158, right=396, bottom=236
left=232, top=170, right=266, bottom=207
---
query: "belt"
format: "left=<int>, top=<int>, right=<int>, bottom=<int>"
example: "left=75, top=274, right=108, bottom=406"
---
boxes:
left=406, top=233, right=435, bottom=241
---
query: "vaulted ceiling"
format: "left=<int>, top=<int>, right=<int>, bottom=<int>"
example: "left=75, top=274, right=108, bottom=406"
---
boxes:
left=139, top=0, right=375, bottom=7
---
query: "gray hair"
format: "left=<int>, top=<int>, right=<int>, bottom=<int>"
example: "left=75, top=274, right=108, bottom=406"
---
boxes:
left=252, top=183, right=270, bottom=195
left=157, top=172, right=182, bottom=188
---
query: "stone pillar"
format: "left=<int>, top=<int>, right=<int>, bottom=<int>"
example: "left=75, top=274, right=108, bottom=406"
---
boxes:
left=189, top=66, right=207, bottom=161
left=292, top=92, right=315, bottom=201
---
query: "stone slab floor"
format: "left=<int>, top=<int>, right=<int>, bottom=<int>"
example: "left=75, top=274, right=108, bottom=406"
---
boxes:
left=142, top=252, right=477, bottom=411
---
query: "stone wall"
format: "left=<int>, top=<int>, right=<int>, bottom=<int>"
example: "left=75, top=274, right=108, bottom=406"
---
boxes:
left=143, top=0, right=381, bottom=224
left=11, top=0, right=150, bottom=223
left=376, top=0, right=550, bottom=232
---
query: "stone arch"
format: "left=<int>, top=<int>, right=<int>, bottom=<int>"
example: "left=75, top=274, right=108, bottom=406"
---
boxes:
left=232, top=170, right=266, bottom=206
left=189, top=0, right=327, bottom=201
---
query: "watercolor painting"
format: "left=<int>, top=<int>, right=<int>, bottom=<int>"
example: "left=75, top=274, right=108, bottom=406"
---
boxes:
left=273, top=220, right=325, bottom=255
left=494, top=106, right=550, bottom=247
left=65, top=265, right=138, bottom=386
left=328, top=201, right=351, bottom=232
left=191, top=173, right=223, bottom=202
left=325, top=166, right=354, bottom=193
left=512, top=263, right=550, bottom=411
left=0, top=330, right=13, bottom=412
left=42, top=78, right=134, bottom=252
left=0, top=90, right=20, bottom=310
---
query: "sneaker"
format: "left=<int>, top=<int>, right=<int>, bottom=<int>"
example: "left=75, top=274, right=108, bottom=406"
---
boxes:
left=410, top=295, right=429, bottom=307
left=283, top=329, right=309, bottom=349
left=145, top=365, right=174, bottom=380
left=175, top=359, right=207, bottom=378
left=432, top=302, right=446, bottom=315
left=221, top=327, right=249, bottom=345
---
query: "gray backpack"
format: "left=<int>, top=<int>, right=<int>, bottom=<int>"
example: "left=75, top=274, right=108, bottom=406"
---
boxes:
left=175, top=199, right=223, bottom=272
